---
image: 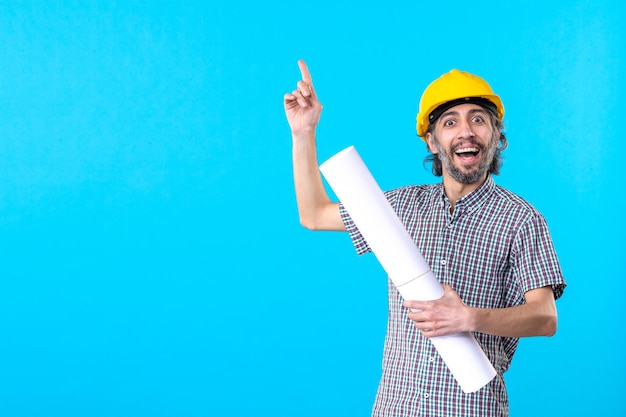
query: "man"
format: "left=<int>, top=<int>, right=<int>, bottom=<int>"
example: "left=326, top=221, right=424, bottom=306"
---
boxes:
left=284, top=60, right=566, bottom=417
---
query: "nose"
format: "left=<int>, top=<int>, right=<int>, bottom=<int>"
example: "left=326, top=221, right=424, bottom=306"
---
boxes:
left=458, top=119, right=475, bottom=138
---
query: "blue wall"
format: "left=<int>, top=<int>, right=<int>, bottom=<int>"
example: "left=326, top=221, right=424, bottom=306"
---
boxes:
left=0, top=1, right=623, bottom=415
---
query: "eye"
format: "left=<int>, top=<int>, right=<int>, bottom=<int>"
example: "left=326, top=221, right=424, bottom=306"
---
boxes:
left=471, top=115, right=485, bottom=123
left=443, top=119, right=456, bottom=127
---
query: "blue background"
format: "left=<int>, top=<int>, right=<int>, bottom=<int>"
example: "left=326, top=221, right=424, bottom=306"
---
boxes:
left=0, top=1, right=624, bottom=416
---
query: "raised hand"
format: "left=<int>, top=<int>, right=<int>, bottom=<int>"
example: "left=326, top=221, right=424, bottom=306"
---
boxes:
left=284, top=60, right=323, bottom=135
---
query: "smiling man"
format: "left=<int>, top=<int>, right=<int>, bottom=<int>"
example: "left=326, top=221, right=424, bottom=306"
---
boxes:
left=284, top=62, right=566, bottom=417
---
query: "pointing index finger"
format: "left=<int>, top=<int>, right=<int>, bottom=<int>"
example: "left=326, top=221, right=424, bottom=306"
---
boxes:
left=298, top=59, right=313, bottom=84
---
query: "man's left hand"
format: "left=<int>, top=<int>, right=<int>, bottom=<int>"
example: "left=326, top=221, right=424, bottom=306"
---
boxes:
left=403, top=284, right=473, bottom=337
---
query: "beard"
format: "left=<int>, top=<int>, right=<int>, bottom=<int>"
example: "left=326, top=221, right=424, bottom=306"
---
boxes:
left=432, top=134, right=498, bottom=184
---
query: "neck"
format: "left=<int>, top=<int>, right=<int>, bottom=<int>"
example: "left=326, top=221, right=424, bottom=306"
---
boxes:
left=442, top=173, right=487, bottom=212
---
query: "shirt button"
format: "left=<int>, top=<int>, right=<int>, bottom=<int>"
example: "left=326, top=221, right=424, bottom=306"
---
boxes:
left=440, top=259, right=447, bottom=266
left=424, top=393, right=430, bottom=399
left=429, top=356, right=435, bottom=363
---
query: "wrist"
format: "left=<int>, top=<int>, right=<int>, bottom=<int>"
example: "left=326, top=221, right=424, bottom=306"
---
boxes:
left=291, top=130, right=317, bottom=149
left=292, top=129, right=316, bottom=139
left=466, top=306, right=482, bottom=333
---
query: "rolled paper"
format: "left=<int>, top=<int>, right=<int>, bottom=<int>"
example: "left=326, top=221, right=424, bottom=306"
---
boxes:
left=319, top=145, right=496, bottom=394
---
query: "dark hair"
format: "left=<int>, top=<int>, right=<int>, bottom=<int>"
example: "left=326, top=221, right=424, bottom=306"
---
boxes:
left=422, top=111, right=508, bottom=176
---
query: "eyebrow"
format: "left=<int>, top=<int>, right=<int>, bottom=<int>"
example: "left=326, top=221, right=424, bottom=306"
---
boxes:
left=440, top=107, right=489, bottom=120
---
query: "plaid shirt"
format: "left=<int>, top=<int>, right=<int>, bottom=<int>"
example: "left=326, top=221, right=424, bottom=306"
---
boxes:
left=340, top=175, right=566, bottom=417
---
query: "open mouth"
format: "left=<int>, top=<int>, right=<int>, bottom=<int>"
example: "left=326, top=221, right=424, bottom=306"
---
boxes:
left=454, top=147, right=480, bottom=163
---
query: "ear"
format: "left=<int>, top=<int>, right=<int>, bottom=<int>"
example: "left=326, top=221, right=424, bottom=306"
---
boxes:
left=425, top=132, right=438, bottom=154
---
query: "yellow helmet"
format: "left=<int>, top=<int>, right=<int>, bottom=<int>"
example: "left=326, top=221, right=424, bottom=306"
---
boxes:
left=416, top=69, right=504, bottom=139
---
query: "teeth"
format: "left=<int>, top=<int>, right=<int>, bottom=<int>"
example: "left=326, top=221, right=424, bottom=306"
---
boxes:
left=455, top=147, right=479, bottom=154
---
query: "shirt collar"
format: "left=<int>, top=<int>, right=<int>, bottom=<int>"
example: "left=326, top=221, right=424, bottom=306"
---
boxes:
left=438, top=175, right=496, bottom=214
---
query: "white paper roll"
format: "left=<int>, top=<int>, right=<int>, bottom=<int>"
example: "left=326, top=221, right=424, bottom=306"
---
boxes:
left=319, top=145, right=496, bottom=393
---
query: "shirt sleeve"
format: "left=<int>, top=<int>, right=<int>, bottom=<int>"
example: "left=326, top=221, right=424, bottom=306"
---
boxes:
left=339, top=188, right=401, bottom=256
left=512, top=213, right=566, bottom=300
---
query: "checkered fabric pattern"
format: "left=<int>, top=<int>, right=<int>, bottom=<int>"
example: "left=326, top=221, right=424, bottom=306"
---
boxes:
left=340, top=175, right=566, bottom=417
